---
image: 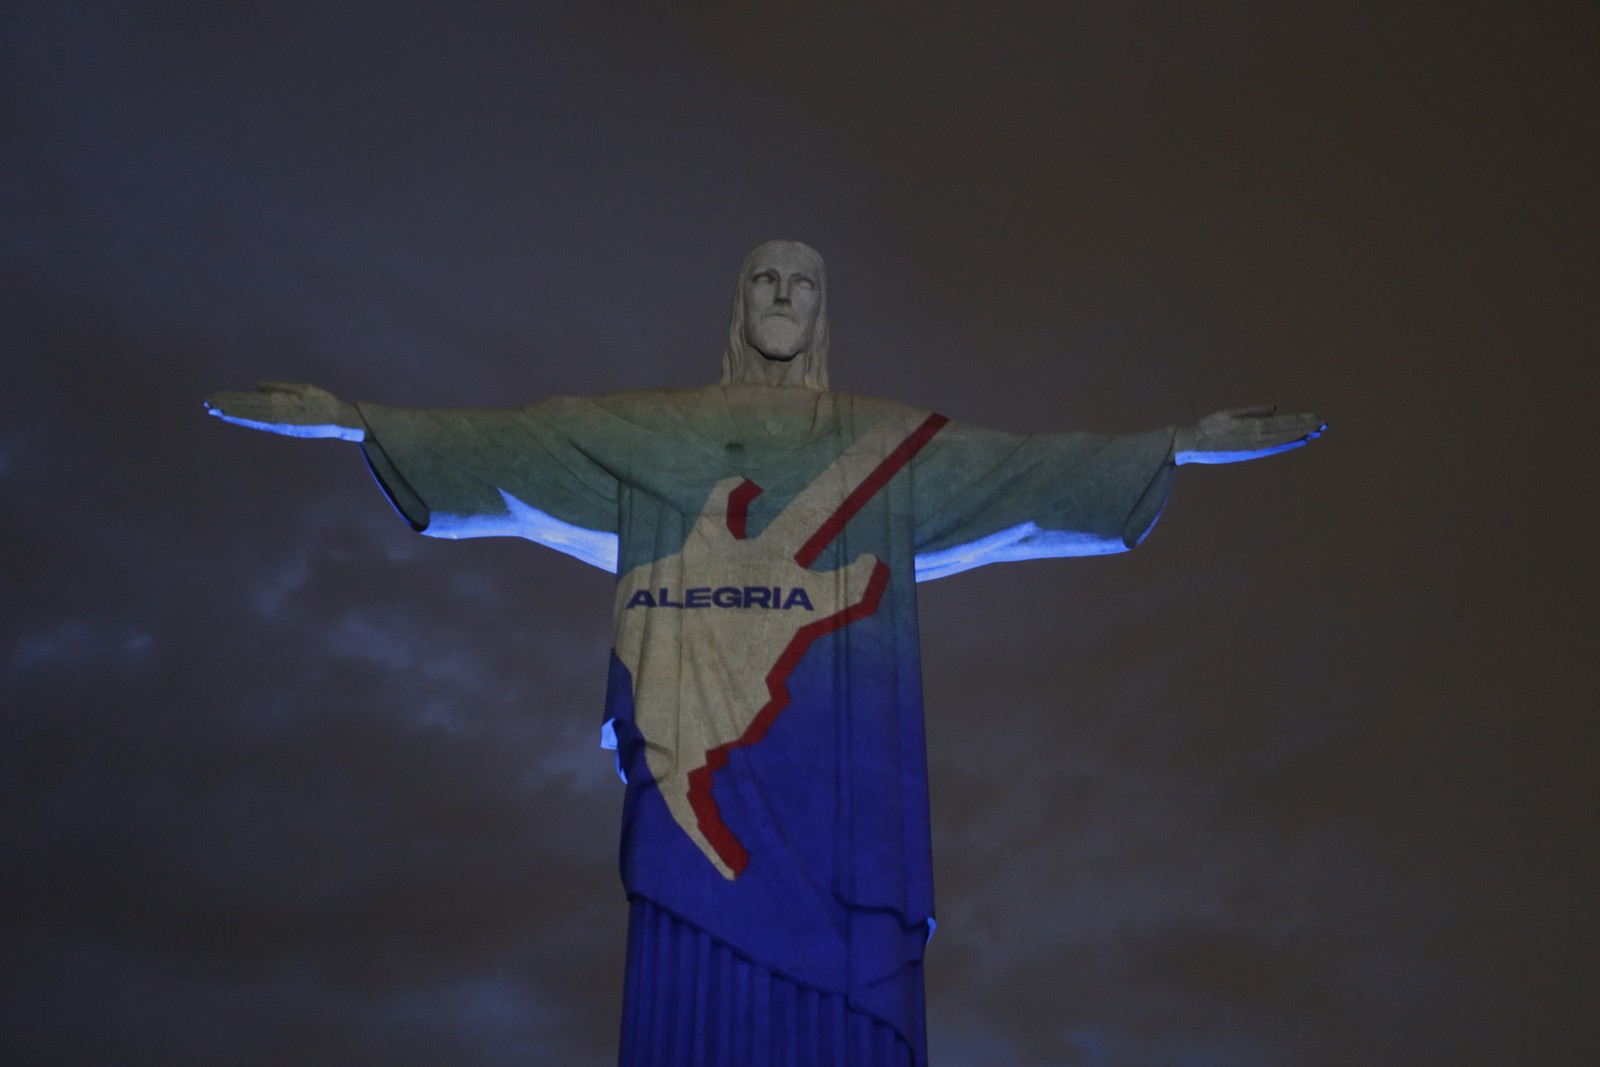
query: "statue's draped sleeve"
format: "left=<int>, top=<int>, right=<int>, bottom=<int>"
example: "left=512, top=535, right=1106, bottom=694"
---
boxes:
left=355, top=398, right=622, bottom=571
left=911, top=420, right=1177, bottom=580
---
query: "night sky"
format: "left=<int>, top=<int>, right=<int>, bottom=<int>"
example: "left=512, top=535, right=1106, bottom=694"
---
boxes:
left=3, top=2, right=1596, bottom=1064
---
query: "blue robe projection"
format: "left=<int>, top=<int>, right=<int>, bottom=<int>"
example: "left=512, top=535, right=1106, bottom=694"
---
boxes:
left=356, top=384, right=1176, bottom=1066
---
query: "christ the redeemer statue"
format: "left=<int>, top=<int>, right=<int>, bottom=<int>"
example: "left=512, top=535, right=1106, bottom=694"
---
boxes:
left=208, top=240, right=1323, bottom=1067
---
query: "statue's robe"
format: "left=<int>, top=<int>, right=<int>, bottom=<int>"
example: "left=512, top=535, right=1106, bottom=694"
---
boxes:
left=356, top=385, right=1175, bottom=1067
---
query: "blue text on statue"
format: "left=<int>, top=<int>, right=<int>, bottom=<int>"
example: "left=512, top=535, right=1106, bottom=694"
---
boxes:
left=625, top=587, right=816, bottom=611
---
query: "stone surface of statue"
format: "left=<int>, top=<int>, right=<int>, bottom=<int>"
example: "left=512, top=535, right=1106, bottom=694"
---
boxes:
left=208, top=240, right=1323, bottom=1067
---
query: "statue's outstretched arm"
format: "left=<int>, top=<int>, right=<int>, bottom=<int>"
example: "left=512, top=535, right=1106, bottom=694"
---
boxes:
left=1173, top=405, right=1325, bottom=465
left=205, top=381, right=366, bottom=442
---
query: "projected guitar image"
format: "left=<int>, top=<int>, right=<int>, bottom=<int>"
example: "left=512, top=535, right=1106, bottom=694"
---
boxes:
left=612, top=413, right=946, bottom=879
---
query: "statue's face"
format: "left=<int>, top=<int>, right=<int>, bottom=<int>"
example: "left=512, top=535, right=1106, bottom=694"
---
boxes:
left=741, top=243, right=822, bottom=361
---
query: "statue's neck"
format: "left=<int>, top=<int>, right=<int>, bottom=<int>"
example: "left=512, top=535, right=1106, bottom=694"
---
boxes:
left=718, top=383, right=835, bottom=440
left=745, top=353, right=811, bottom=388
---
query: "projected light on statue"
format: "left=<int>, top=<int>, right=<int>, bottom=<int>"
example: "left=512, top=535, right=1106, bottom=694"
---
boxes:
left=208, top=239, right=1323, bottom=1066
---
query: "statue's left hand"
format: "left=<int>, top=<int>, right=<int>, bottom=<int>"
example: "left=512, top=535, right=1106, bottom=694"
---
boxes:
left=1174, top=405, right=1325, bottom=465
left=205, top=381, right=366, bottom=441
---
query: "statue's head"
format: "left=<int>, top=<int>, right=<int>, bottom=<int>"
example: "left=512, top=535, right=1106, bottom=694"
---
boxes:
left=721, top=239, right=829, bottom=390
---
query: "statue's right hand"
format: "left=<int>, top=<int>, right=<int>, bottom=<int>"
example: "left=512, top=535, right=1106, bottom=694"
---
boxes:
left=204, top=381, right=366, bottom=441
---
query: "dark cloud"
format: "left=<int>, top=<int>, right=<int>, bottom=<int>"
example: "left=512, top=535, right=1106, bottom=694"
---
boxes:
left=3, top=0, right=1595, bottom=1063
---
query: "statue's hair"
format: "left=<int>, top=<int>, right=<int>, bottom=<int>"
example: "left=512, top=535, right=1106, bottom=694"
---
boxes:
left=721, top=240, right=830, bottom=390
